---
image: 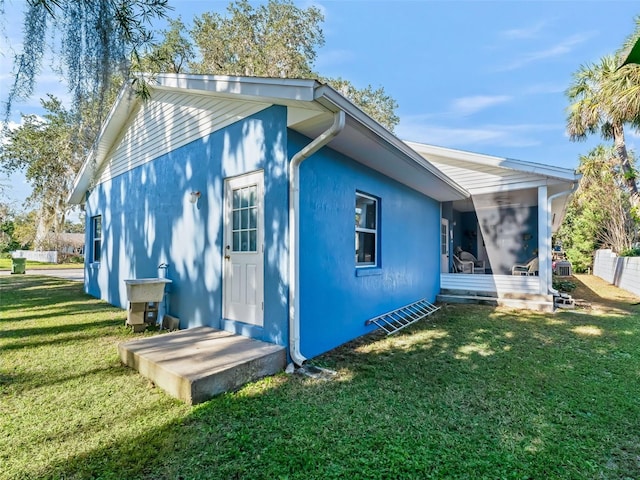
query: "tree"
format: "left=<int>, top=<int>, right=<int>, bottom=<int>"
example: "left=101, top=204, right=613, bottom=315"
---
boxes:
left=566, top=55, right=640, bottom=208
left=0, top=203, right=22, bottom=252
left=190, top=0, right=400, bottom=131
left=323, top=77, right=399, bottom=132
left=0, top=209, right=39, bottom=251
left=2, top=0, right=171, bottom=122
left=556, top=145, right=638, bottom=270
left=191, top=0, right=323, bottom=78
left=63, top=219, right=86, bottom=234
left=0, top=95, right=86, bottom=249
left=134, top=17, right=194, bottom=74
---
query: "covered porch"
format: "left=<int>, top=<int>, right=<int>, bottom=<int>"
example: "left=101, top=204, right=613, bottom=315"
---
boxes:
left=406, top=142, right=580, bottom=310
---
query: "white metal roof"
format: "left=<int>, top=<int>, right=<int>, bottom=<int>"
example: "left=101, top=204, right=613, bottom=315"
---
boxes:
left=405, top=141, right=580, bottom=195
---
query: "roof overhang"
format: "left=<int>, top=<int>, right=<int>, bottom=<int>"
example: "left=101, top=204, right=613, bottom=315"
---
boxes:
left=406, top=141, right=580, bottom=231
left=68, top=74, right=468, bottom=205
left=405, top=141, right=580, bottom=185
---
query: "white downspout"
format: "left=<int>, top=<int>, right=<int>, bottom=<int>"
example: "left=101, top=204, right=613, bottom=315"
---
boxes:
left=288, top=110, right=346, bottom=366
left=547, top=183, right=578, bottom=295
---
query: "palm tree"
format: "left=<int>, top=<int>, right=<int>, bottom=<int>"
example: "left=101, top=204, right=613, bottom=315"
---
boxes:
left=565, top=55, right=640, bottom=206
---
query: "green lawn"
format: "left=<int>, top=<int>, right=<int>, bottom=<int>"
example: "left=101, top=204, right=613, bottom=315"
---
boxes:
left=1, top=275, right=639, bottom=479
left=0, top=258, right=84, bottom=270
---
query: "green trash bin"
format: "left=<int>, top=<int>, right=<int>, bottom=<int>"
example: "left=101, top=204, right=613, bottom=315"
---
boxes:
left=11, top=257, right=26, bottom=274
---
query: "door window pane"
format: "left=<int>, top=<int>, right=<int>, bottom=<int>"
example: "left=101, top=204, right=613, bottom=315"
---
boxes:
left=231, top=184, right=259, bottom=252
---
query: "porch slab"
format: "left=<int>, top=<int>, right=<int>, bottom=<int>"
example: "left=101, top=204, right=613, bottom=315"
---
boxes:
left=118, top=327, right=287, bottom=404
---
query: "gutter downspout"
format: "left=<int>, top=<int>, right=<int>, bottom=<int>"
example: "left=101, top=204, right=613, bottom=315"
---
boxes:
left=288, top=110, right=346, bottom=366
left=547, top=183, right=578, bottom=295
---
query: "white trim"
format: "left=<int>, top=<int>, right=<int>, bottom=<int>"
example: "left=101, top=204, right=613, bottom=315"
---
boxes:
left=152, top=73, right=319, bottom=102
left=538, top=185, right=549, bottom=296
left=440, top=218, right=450, bottom=273
left=405, top=141, right=579, bottom=182
left=355, top=192, right=378, bottom=267
left=223, top=170, right=265, bottom=326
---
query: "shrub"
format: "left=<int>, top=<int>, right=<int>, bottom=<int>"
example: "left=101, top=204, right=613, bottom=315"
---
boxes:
left=553, top=278, right=577, bottom=293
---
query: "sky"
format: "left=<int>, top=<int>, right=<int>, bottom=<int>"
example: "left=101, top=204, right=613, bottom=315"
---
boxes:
left=1, top=0, right=640, bottom=211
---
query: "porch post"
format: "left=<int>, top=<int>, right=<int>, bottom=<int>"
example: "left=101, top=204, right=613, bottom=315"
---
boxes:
left=537, top=185, right=549, bottom=295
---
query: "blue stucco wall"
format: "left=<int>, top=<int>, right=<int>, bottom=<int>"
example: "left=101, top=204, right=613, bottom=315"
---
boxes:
left=84, top=105, right=290, bottom=346
left=293, top=132, right=442, bottom=359
left=84, top=105, right=444, bottom=359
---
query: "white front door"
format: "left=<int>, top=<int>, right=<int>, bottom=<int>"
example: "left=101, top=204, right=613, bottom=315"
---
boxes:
left=223, top=171, right=264, bottom=326
left=441, top=218, right=449, bottom=273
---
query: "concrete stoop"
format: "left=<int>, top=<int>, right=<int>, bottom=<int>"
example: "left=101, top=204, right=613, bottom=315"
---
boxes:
left=437, top=291, right=555, bottom=313
left=118, top=326, right=286, bottom=405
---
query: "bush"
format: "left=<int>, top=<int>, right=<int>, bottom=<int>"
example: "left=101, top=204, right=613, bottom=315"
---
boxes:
left=564, top=248, right=592, bottom=273
left=620, top=247, right=640, bottom=257
left=553, top=278, right=577, bottom=293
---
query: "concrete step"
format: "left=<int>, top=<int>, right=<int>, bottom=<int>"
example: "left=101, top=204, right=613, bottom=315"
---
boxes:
left=118, top=326, right=286, bottom=404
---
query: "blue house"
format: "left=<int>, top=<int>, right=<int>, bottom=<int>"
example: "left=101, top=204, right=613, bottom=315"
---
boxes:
left=68, top=74, right=578, bottom=365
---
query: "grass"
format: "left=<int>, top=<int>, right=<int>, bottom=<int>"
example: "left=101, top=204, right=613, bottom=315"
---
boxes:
left=1, top=274, right=640, bottom=479
left=0, top=258, right=84, bottom=270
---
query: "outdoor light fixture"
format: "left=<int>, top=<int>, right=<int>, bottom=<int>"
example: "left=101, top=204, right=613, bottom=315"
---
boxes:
left=189, top=191, right=201, bottom=204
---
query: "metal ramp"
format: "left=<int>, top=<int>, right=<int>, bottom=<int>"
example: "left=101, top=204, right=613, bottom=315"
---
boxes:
left=365, top=298, right=440, bottom=335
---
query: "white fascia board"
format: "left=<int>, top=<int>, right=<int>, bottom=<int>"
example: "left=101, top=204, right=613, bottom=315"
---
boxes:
left=68, top=85, right=139, bottom=204
left=152, top=74, right=320, bottom=103
left=314, top=87, right=469, bottom=200
left=406, top=141, right=580, bottom=183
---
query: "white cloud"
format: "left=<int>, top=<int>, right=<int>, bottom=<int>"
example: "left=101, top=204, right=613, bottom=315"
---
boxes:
left=501, top=20, right=550, bottom=40
left=450, top=95, right=512, bottom=116
left=499, top=33, right=593, bottom=71
left=396, top=117, right=560, bottom=150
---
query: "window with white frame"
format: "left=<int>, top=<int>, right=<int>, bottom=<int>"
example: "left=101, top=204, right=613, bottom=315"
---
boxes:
left=355, top=192, right=378, bottom=266
left=91, top=216, right=102, bottom=263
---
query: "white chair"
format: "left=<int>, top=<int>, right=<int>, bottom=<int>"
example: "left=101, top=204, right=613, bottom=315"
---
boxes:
left=454, top=247, right=485, bottom=274
left=512, top=257, right=539, bottom=276
left=459, top=250, right=485, bottom=274
left=453, top=254, right=474, bottom=273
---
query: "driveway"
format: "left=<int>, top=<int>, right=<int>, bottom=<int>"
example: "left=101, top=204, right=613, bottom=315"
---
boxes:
left=1, top=268, right=84, bottom=282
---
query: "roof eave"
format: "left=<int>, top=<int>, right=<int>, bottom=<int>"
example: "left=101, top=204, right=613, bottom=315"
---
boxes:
left=68, top=85, right=140, bottom=204
left=68, top=75, right=470, bottom=205
left=315, top=87, right=469, bottom=201
left=405, top=141, right=580, bottom=183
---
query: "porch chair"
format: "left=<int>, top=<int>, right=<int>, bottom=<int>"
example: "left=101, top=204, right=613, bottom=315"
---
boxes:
left=454, top=247, right=486, bottom=274
left=452, top=254, right=474, bottom=273
left=511, top=256, right=539, bottom=276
